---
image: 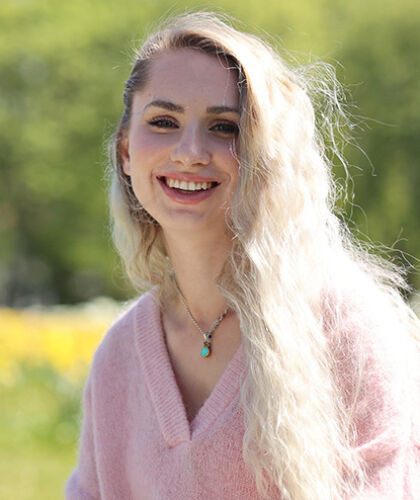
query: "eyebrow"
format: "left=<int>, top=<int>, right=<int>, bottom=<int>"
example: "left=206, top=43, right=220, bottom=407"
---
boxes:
left=144, top=99, right=239, bottom=114
left=207, top=105, right=239, bottom=115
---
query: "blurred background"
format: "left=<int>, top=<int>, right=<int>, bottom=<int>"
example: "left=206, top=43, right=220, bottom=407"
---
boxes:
left=0, top=0, right=419, bottom=498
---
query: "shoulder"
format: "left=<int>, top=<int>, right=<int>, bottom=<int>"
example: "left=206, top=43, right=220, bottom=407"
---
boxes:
left=324, top=279, right=418, bottom=366
left=88, top=289, right=159, bottom=385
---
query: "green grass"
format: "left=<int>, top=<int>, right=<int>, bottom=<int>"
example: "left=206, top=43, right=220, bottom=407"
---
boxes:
left=0, top=364, right=85, bottom=500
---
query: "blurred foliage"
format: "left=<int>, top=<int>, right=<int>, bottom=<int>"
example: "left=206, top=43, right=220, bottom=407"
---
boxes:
left=0, top=363, right=81, bottom=499
left=0, top=300, right=126, bottom=498
left=0, top=0, right=419, bottom=305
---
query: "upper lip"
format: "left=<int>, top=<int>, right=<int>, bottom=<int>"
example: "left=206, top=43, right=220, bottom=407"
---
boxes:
left=157, top=173, right=220, bottom=183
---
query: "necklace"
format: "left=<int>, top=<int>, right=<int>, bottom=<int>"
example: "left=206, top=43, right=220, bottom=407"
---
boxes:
left=174, top=280, right=229, bottom=358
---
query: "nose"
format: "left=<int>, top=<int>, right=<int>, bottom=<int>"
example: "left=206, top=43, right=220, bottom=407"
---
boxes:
left=170, top=123, right=210, bottom=168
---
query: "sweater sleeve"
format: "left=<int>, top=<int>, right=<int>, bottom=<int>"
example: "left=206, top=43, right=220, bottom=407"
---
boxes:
left=65, top=376, right=100, bottom=500
left=348, top=441, right=420, bottom=500
left=345, top=328, right=420, bottom=499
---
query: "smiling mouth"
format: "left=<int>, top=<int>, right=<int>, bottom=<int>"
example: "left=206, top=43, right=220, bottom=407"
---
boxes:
left=157, top=176, right=219, bottom=193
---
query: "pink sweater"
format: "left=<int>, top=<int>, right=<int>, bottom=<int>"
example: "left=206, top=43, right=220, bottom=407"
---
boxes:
left=66, top=291, right=420, bottom=499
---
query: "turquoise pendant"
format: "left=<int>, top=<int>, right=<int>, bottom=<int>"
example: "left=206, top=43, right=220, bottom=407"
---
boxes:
left=201, top=342, right=211, bottom=358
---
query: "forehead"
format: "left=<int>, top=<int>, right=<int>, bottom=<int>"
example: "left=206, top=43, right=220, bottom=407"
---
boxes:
left=141, top=48, right=239, bottom=108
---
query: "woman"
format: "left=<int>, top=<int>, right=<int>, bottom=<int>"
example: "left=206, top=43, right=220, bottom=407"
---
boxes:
left=66, top=11, right=420, bottom=500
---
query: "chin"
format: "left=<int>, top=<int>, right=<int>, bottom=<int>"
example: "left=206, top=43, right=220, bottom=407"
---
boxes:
left=161, top=213, right=228, bottom=237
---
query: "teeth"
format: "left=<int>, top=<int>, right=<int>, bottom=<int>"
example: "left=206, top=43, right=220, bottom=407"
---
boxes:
left=164, top=178, right=214, bottom=191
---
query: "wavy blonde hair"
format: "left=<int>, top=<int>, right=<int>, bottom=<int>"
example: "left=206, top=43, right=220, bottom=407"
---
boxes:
left=108, top=11, right=419, bottom=500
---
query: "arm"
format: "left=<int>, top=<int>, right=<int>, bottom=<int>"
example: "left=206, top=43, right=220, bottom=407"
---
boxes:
left=349, top=439, right=420, bottom=500
left=346, top=330, right=420, bottom=499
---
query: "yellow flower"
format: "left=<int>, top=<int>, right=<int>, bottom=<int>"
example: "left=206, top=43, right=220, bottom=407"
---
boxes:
left=0, top=298, right=127, bottom=384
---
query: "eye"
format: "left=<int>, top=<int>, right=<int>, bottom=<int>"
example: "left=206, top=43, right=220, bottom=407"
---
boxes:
left=211, top=122, right=239, bottom=136
left=148, top=117, right=178, bottom=129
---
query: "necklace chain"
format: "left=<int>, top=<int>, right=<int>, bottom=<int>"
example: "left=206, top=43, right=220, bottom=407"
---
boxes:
left=174, top=278, right=229, bottom=358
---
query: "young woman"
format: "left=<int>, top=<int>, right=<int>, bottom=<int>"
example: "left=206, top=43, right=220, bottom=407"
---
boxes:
left=66, top=12, right=420, bottom=500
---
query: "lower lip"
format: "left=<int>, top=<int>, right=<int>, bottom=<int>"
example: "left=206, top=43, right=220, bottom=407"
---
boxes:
left=157, top=178, right=219, bottom=205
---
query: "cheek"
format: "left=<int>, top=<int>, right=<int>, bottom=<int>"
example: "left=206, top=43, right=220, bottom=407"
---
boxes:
left=222, top=144, right=240, bottom=179
left=128, top=134, right=173, bottom=208
left=128, top=139, right=166, bottom=192
left=212, top=137, right=239, bottom=168
left=129, top=131, right=168, bottom=161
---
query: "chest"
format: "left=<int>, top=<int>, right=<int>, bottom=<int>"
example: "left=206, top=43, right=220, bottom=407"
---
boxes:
left=162, top=313, right=242, bottom=423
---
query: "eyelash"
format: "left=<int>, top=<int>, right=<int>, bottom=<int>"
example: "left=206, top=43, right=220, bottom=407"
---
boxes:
left=147, top=118, right=238, bottom=135
left=211, top=122, right=239, bottom=135
left=148, top=118, right=178, bottom=128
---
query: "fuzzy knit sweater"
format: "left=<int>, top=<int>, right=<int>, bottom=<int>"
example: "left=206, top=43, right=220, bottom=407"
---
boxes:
left=65, top=290, right=420, bottom=500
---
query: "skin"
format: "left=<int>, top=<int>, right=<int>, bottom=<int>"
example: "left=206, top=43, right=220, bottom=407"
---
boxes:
left=121, top=48, right=243, bottom=422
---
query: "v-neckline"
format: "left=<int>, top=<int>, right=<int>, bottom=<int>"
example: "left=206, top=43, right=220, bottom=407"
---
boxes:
left=134, top=292, right=246, bottom=447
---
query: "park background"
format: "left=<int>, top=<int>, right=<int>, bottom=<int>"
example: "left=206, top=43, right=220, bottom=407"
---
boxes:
left=0, top=0, right=419, bottom=498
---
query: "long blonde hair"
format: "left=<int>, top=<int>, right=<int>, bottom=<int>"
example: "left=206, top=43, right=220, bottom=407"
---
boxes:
left=108, top=11, right=419, bottom=500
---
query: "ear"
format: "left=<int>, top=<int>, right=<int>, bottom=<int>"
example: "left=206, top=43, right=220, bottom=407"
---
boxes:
left=120, top=136, right=131, bottom=176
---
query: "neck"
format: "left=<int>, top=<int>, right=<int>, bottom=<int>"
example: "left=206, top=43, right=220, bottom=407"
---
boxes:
left=163, top=229, right=232, bottom=325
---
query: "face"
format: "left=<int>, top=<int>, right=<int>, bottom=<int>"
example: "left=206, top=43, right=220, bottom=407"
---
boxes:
left=121, top=48, right=240, bottom=238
